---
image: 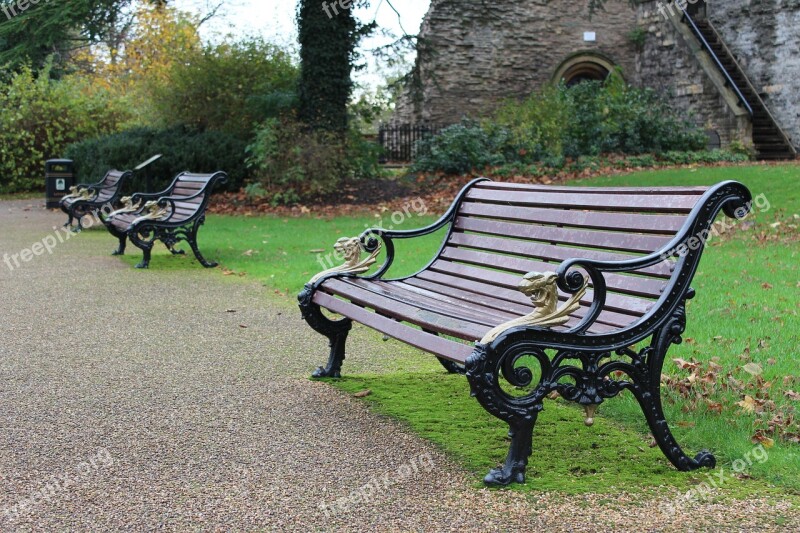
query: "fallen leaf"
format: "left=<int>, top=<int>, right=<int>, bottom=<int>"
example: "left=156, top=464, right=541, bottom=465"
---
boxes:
left=673, top=358, right=699, bottom=370
left=751, top=431, right=775, bottom=448
left=239, top=324, right=248, bottom=329
left=761, top=282, right=773, bottom=290
left=354, top=389, right=372, bottom=398
left=785, top=390, right=800, bottom=401
left=242, top=249, right=255, bottom=256
left=737, top=395, right=757, bottom=413
left=742, top=363, right=763, bottom=376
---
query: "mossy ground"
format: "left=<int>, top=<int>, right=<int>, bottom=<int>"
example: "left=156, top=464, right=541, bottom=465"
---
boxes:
left=76, top=163, right=799, bottom=500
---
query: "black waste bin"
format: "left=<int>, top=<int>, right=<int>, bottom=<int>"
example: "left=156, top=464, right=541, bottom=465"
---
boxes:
left=45, top=159, right=75, bottom=209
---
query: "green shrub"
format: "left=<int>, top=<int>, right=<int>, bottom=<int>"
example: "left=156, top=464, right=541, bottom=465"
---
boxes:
left=148, top=38, right=298, bottom=139
left=411, top=118, right=512, bottom=174
left=246, top=117, right=383, bottom=205
left=412, top=73, right=709, bottom=175
left=65, top=126, right=249, bottom=192
left=489, top=150, right=750, bottom=178
left=0, top=62, right=132, bottom=193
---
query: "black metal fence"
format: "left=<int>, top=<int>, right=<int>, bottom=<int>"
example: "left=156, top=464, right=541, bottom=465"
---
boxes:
left=378, top=123, right=444, bottom=164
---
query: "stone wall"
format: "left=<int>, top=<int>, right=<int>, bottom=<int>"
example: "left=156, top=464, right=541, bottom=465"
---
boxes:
left=394, top=0, right=799, bottom=152
left=634, top=1, right=747, bottom=148
left=394, top=0, right=640, bottom=124
left=708, top=0, right=800, bottom=149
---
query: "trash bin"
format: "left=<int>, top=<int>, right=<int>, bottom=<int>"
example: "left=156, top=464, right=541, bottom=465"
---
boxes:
left=45, top=159, right=75, bottom=209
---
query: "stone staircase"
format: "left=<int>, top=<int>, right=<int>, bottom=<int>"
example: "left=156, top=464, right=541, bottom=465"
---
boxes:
left=687, top=17, right=796, bottom=160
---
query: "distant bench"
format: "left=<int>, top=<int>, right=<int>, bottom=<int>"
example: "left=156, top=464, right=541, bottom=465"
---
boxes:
left=103, top=171, right=227, bottom=269
left=298, top=178, right=752, bottom=485
left=59, top=169, right=132, bottom=231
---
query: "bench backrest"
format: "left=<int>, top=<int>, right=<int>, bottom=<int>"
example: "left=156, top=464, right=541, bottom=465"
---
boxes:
left=436, top=181, right=718, bottom=333
left=95, top=170, right=131, bottom=202
left=164, top=172, right=227, bottom=222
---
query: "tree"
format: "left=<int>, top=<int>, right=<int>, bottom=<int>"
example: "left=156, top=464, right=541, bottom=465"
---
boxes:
left=0, top=0, right=167, bottom=75
left=296, top=0, right=374, bottom=132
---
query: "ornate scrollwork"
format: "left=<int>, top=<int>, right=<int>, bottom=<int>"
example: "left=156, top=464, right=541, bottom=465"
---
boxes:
left=466, top=297, right=716, bottom=485
left=309, top=235, right=382, bottom=284
left=481, top=271, right=588, bottom=344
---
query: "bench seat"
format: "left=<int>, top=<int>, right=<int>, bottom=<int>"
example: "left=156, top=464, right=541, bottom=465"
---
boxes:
left=299, top=178, right=753, bottom=485
left=102, top=172, right=227, bottom=269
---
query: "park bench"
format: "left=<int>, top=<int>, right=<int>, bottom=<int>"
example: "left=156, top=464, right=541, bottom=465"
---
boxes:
left=299, top=178, right=752, bottom=485
left=103, top=171, right=228, bottom=269
left=59, top=169, right=133, bottom=230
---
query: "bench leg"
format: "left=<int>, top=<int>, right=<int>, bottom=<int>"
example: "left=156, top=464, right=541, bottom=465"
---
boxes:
left=633, top=385, right=715, bottom=471
left=187, top=217, right=217, bottom=268
left=104, top=224, right=127, bottom=256
left=299, top=285, right=353, bottom=378
left=112, top=235, right=127, bottom=256
left=486, top=417, right=537, bottom=485
left=466, top=342, right=545, bottom=486
left=632, top=305, right=716, bottom=471
left=135, top=246, right=152, bottom=269
left=129, top=229, right=154, bottom=269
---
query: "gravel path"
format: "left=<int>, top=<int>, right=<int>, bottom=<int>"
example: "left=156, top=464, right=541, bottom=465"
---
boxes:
left=0, top=199, right=796, bottom=532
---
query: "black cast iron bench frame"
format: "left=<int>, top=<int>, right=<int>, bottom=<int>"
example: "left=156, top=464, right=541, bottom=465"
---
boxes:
left=103, top=171, right=227, bottom=269
left=59, top=169, right=133, bottom=231
left=298, top=178, right=752, bottom=485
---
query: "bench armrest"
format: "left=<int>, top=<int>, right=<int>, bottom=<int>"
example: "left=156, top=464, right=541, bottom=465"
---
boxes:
left=358, top=178, right=490, bottom=279
left=483, top=181, right=753, bottom=343
left=306, top=178, right=489, bottom=286
left=553, top=180, right=752, bottom=335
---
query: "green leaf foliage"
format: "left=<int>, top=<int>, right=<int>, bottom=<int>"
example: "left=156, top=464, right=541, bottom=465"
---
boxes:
left=64, top=125, right=249, bottom=192
left=0, top=62, right=132, bottom=193
left=296, top=0, right=374, bottom=131
left=413, top=74, right=710, bottom=174
left=148, top=38, right=299, bottom=139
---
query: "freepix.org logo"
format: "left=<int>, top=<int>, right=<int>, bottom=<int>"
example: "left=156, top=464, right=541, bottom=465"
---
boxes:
left=2, top=0, right=51, bottom=21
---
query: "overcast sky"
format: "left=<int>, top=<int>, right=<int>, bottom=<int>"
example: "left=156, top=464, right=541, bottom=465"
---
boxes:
left=172, top=0, right=431, bottom=91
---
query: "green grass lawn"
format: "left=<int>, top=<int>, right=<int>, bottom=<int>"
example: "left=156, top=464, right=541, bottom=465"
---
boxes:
left=113, top=163, right=798, bottom=497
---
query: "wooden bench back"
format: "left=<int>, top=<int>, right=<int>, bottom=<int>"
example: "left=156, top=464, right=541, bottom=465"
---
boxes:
left=94, top=170, right=130, bottom=202
left=435, top=181, right=712, bottom=332
left=164, top=172, right=226, bottom=223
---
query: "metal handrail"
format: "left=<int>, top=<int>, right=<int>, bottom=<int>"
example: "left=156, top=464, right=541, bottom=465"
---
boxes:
left=681, top=8, right=753, bottom=116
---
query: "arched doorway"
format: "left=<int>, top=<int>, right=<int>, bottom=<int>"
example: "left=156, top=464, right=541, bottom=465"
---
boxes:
left=553, top=53, right=617, bottom=86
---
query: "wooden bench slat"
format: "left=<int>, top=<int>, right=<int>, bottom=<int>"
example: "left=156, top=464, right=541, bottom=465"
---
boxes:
left=474, top=182, right=709, bottom=195
left=313, top=292, right=475, bottom=362
left=439, top=247, right=667, bottom=299
left=425, top=261, right=655, bottom=316
left=395, top=278, right=532, bottom=316
left=466, top=188, right=701, bottom=213
left=447, top=232, right=675, bottom=278
left=346, top=278, right=518, bottom=325
left=321, top=279, right=491, bottom=341
left=401, top=277, right=641, bottom=330
left=458, top=202, right=686, bottom=235
left=454, top=217, right=672, bottom=254
left=171, top=188, right=206, bottom=198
